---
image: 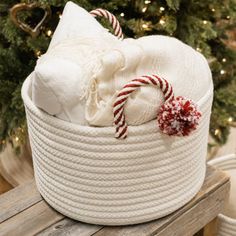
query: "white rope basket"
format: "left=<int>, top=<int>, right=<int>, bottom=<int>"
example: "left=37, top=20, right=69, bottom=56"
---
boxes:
left=22, top=74, right=213, bottom=225
left=208, top=154, right=236, bottom=236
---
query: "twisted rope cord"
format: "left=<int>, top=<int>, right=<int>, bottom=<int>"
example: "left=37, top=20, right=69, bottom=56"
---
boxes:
left=22, top=76, right=210, bottom=225
left=113, top=75, right=174, bottom=139
left=90, top=8, right=124, bottom=39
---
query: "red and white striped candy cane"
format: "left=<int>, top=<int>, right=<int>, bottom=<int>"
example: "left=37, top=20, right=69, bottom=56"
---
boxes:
left=90, top=8, right=124, bottom=39
left=113, top=75, right=174, bottom=139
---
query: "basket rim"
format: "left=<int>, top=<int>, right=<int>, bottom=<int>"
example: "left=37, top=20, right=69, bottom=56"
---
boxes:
left=218, top=213, right=236, bottom=224
left=22, top=73, right=213, bottom=132
left=208, top=154, right=236, bottom=170
left=208, top=154, right=236, bottom=223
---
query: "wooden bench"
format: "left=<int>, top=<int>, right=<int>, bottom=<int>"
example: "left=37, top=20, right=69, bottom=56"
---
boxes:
left=0, top=166, right=230, bottom=236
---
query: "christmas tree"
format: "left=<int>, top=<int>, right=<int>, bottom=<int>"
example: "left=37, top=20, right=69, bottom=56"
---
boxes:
left=0, top=0, right=236, bottom=152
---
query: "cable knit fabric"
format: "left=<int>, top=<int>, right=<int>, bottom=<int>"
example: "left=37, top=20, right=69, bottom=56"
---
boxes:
left=22, top=1, right=214, bottom=226
left=32, top=2, right=212, bottom=127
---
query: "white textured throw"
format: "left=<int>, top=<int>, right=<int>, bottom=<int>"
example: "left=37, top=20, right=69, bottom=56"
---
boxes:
left=32, top=2, right=212, bottom=127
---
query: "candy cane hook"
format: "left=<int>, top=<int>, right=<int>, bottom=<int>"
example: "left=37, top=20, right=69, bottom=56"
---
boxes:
left=90, top=8, right=124, bottom=39
left=113, top=75, right=174, bottom=139
left=113, top=75, right=201, bottom=139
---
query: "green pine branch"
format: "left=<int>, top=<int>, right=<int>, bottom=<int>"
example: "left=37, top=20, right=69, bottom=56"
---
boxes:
left=0, top=0, right=236, bottom=151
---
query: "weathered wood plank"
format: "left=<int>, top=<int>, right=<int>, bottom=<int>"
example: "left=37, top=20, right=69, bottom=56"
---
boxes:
left=156, top=180, right=230, bottom=236
left=0, top=166, right=230, bottom=236
left=0, top=201, right=64, bottom=236
left=0, top=180, right=42, bottom=223
left=37, top=218, right=102, bottom=236
left=92, top=166, right=230, bottom=236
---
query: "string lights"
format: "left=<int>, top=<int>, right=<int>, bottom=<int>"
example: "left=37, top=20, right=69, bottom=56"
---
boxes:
left=220, top=70, right=225, bottom=75
left=228, top=117, right=233, bottom=123
left=142, top=7, right=147, bottom=13
left=160, top=7, right=165, bottom=12
left=159, top=19, right=165, bottom=25
left=144, top=0, right=151, bottom=4
left=222, top=58, right=227, bottom=62
left=227, top=117, right=236, bottom=127
left=142, top=23, right=148, bottom=29
left=46, top=29, right=53, bottom=37
left=0, top=139, right=6, bottom=145
left=35, top=50, right=42, bottom=58
left=214, top=129, right=221, bottom=137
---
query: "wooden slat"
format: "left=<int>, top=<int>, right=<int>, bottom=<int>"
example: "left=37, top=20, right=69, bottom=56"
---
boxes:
left=0, top=201, right=64, bottom=236
left=0, top=181, right=102, bottom=236
left=0, top=166, right=230, bottom=236
left=156, top=180, right=229, bottom=236
left=37, top=218, right=102, bottom=236
left=0, top=180, right=42, bottom=223
left=92, top=166, right=230, bottom=236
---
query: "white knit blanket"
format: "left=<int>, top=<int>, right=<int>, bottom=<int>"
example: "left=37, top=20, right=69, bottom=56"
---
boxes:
left=32, top=2, right=212, bottom=127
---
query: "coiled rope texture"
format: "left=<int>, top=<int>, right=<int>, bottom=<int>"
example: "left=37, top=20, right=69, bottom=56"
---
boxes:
left=208, top=154, right=236, bottom=236
left=22, top=75, right=213, bottom=225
